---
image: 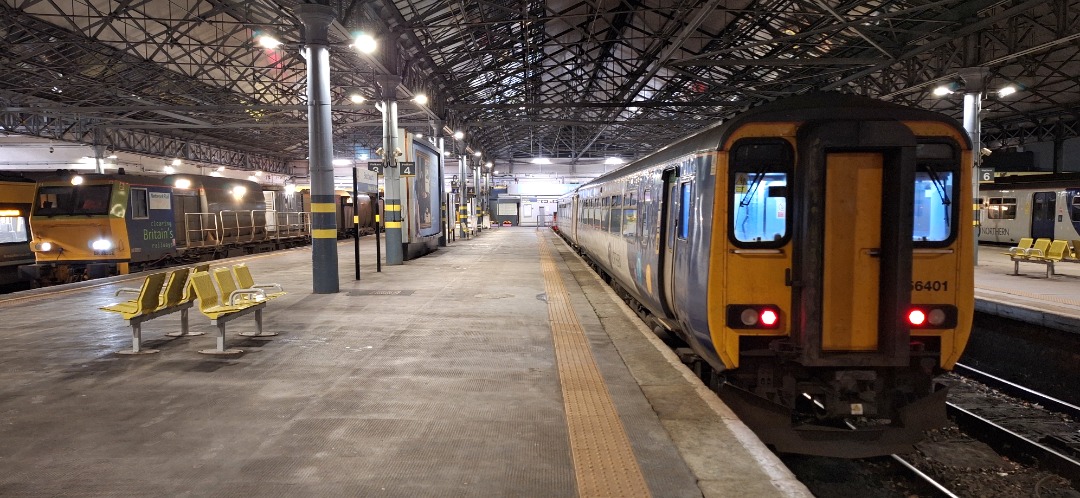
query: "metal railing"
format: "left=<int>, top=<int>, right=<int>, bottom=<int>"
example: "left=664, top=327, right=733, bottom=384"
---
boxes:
left=180, top=210, right=310, bottom=247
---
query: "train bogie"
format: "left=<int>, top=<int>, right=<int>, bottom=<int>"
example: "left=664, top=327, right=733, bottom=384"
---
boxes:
left=559, top=94, right=975, bottom=457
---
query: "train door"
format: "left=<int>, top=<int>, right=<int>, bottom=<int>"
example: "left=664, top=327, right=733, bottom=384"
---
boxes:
left=822, top=153, right=883, bottom=351
left=171, top=192, right=201, bottom=246
left=1030, top=192, right=1055, bottom=240
left=657, top=168, right=679, bottom=316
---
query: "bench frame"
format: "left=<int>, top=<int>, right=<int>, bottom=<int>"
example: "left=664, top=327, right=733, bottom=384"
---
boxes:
left=201, top=301, right=266, bottom=355
left=119, top=301, right=199, bottom=355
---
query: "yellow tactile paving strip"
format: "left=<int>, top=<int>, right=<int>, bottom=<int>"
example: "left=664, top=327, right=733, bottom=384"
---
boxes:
left=538, top=233, right=652, bottom=498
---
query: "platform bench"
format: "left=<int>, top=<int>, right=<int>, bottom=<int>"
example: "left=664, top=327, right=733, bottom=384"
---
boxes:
left=100, top=268, right=201, bottom=355
left=189, top=271, right=268, bottom=355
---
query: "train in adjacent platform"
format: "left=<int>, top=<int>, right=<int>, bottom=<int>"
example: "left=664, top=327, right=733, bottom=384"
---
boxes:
left=978, top=174, right=1080, bottom=245
left=555, top=93, right=975, bottom=457
left=0, top=174, right=37, bottom=287
left=13, top=171, right=376, bottom=286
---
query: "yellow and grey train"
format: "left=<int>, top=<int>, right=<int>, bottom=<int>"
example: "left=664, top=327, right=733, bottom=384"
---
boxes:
left=556, top=93, right=974, bottom=457
left=18, top=172, right=376, bottom=286
left=0, top=174, right=36, bottom=287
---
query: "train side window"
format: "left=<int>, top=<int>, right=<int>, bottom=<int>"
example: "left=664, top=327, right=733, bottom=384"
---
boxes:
left=610, top=195, right=622, bottom=233
left=131, top=188, right=149, bottom=219
left=986, top=197, right=1016, bottom=220
left=623, top=191, right=637, bottom=237
left=1071, top=194, right=1080, bottom=221
left=678, top=181, right=691, bottom=240
left=729, top=140, right=792, bottom=246
left=0, top=211, right=28, bottom=244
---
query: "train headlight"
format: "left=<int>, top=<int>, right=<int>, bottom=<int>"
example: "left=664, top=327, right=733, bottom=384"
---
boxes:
left=728, top=305, right=782, bottom=329
left=906, top=305, right=957, bottom=329
left=38, top=242, right=52, bottom=252
left=91, top=239, right=113, bottom=251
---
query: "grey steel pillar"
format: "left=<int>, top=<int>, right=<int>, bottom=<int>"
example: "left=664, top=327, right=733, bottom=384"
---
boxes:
left=434, top=122, right=447, bottom=247
left=379, top=74, right=404, bottom=265
left=459, top=153, right=469, bottom=238
left=960, top=67, right=987, bottom=266
left=473, top=163, right=481, bottom=230
left=93, top=144, right=107, bottom=174
left=297, top=4, right=338, bottom=293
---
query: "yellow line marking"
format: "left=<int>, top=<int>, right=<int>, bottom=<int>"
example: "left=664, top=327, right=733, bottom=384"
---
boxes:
left=310, top=203, right=336, bottom=213
left=384, top=221, right=402, bottom=228
left=384, top=204, right=401, bottom=211
left=977, top=285, right=1080, bottom=307
left=537, top=233, right=652, bottom=498
left=312, top=229, right=337, bottom=238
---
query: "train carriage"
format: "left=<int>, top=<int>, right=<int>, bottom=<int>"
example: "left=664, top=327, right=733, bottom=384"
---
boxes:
left=978, top=174, right=1080, bottom=244
left=558, top=93, right=974, bottom=457
left=0, top=175, right=36, bottom=286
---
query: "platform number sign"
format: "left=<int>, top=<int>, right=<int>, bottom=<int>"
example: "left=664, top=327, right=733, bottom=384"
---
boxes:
left=979, top=168, right=994, bottom=183
left=398, top=161, right=416, bottom=176
left=367, top=162, right=385, bottom=175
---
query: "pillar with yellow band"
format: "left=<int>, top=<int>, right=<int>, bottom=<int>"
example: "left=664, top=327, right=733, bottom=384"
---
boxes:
left=311, top=202, right=336, bottom=213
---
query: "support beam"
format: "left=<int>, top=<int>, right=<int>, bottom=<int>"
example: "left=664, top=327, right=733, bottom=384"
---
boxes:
left=297, top=3, right=339, bottom=294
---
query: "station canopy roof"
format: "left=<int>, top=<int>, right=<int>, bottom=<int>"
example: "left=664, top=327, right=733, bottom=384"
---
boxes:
left=0, top=0, right=1075, bottom=180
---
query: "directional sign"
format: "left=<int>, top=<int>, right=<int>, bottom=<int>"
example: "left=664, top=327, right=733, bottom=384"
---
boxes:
left=367, top=162, right=385, bottom=175
left=398, top=161, right=416, bottom=176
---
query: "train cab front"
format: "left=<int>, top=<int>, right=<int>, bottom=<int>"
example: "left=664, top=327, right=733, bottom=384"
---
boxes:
left=19, top=175, right=130, bottom=285
left=709, top=116, right=974, bottom=457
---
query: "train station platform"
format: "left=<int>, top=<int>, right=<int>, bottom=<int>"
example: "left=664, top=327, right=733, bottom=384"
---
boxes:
left=973, top=244, right=1080, bottom=333
left=0, top=228, right=810, bottom=497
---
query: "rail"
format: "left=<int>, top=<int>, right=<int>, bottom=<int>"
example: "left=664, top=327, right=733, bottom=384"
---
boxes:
left=184, top=212, right=220, bottom=247
left=272, top=211, right=310, bottom=239
left=182, top=210, right=309, bottom=247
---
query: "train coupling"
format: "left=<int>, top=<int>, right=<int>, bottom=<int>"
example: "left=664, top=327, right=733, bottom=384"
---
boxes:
left=717, top=382, right=949, bottom=458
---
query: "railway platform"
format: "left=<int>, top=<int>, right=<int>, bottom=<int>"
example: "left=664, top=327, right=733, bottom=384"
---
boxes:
left=0, top=228, right=809, bottom=497
left=973, top=244, right=1080, bottom=332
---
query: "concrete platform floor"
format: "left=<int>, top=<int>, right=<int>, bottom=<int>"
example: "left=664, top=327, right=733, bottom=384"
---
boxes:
left=0, top=227, right=808, bottom=497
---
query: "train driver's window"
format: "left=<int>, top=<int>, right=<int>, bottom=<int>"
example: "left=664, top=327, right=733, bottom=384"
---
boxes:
left=730, top=140, right=792, bottom=246
left=131, top=188, right=149, bottom=219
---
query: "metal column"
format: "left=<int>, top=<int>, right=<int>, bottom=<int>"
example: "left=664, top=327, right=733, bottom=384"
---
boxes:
left=960, top=67, right=987, bottom=266
left=297, top=4, right=338, bottom=293
left=459, top=153, right=469, bottom=238
left=379, top=74, right=404, bottom=265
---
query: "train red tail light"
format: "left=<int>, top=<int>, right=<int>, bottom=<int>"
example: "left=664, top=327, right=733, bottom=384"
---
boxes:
left=727, top=305, right=782, bottom=329
left=905, top=305, right=958, bottom=329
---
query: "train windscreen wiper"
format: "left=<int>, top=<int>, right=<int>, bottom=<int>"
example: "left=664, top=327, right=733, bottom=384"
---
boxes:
left=737, top=168, right=767, bottom=234
left=922, top=163, right=951, bottom=227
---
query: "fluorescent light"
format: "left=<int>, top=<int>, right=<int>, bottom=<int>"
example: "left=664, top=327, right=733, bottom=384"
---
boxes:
left=413, top=94, right=428, bottom=105
left=531, top=158, right=551, bottom=165
left=332, top=159, right=352, bottom=166
left=258, top=35, right=281, bottom=49
left=164, top=166, right=175, bottom=174
left=474, top=151, right=482, bottom=157
left=605, top=157, right=625, bottom=165
left=998, top=85, right=1017, bottom=98
left=353, top=33, right=376, bottom=54
left=171, top=159, right=182, bottom=166
left=932, top=85, right=953, bottom=97
left=485, top=162, right=493, bottom=168
left=349, top=93, right=365, bottom=104
left=453, top=131, right=465, bottom=140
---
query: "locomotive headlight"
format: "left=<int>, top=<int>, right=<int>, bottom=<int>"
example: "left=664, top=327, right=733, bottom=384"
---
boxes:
left=38, top=242, right=52, bottom=252
left=91, top=239, right=113, bottom=251
left=927, top=308, right=947, bottom=326
left=740, top=309, right=759, bottom=326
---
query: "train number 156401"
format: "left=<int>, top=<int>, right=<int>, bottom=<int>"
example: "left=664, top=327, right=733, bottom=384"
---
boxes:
left=911, top=280, right=948, bottom=292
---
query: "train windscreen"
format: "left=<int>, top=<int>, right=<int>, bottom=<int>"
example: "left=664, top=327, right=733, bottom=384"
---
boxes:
left=0, top=211, right=28, bottom=243
left=35, top=185, right=113, bottom=216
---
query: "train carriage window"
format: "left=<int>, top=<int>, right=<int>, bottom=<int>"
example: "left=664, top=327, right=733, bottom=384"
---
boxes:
left=130, top=188, right=149, bottom=219
left=610, top=195, right=621, bottom=233
left=986, top=198, right=1017, bottom=220
left=623, top=191, right=637, bottom=237
left=0, top=211, right=28, bottom=244
left=678, top=182, right=692, bottom=239
left=1071, top=194, right=1080, bottom=221
left=911, top=140, right=962, bottom=245
left=730, top=140, right=792, bottom=246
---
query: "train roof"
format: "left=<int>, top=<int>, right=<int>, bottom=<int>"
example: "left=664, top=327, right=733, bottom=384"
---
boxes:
left=578, top=92, right=970, bottom=189
left=33, top=172, right=262, bottom=191
left=982, top=172, right=1080, bottom=189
